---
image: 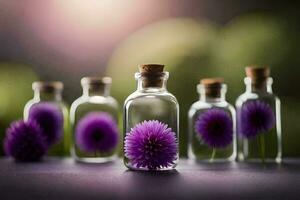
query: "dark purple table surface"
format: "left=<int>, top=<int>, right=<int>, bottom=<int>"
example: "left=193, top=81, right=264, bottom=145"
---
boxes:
left=0, top=158, right=299, bottom=200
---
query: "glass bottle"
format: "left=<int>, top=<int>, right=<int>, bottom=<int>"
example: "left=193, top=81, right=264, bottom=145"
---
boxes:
left=124, top=64, right=179, bottom=171
left=236, top=66, right=281, bottom=163
left=24, top=81, right=69, bottom=156
left=70, top=77, right=119, bottom=163
left=188, top=78, right=236, bottom=162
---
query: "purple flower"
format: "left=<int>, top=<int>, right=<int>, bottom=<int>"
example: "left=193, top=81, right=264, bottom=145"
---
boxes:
left=195, top=108, right=233, bottom=148
left=124, top=120, right=178, bottom=170
left=238, top=100, right=275, bottom=138
left=3, top=120, right=47, bottom=162
left=75, top=112, right=119, bottom=153
left=28, top=102, right=63, bottom=146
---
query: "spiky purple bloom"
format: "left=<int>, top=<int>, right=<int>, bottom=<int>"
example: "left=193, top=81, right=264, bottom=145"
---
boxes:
left=195, top=108, right=233, bottom=148
left=125, top=120, right=178, bottom=170
left=75, top=112, right=119, bottom=153
left=28, top=102, right=63, bottom=146
left=238, top=100, right=275, bottom=138
left=3, top=120, right=47, bottom=162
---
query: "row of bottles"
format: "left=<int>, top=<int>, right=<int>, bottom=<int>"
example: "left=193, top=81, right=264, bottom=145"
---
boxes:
left=23, top=64, right=281, bottom=170
left=188, top=66, right=281, bottom=164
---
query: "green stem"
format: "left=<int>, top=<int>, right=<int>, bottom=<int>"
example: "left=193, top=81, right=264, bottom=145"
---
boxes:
left=94, top=151, right=97, bottom=158
left=210, top=148, right=216, bottom=162
left=259, top=134, right=265, bottom=164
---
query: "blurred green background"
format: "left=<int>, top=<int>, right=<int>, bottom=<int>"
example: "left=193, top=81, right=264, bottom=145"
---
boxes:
left=0, top=0, right=299, bottom=157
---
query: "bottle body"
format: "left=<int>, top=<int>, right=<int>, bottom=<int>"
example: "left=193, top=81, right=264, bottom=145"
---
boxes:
left=123, top=66, right=179, bottom=171
left=70, top=77, right=119, bottom=163
left=124, top=90, right=179, bottom=170
left=24, top=82, right=69, bottom=156
left=236, top=77, right=282, bottom=163
left=188, top=82, right=236, bottom=162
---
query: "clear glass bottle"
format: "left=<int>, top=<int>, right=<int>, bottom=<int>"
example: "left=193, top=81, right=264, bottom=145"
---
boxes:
left=124, top=64, right=179, bottom=171
left=236, top=66, right=281, bottom=163
left=188, top=78, right=236, bottom=162
left=24, top=81, right=69, bottom=156
left=70, top=77, right=119, bottom=163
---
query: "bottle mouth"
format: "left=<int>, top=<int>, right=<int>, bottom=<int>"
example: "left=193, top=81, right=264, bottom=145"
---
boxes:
left=245, top=65, right=270, bottom=82
left=198, top=78, right=226, bottom=98
left=198, top=84, right=227, bottom=97
left=81, top=77, right=112, bottom=87
left=135, top=72, right=169, bottom=88
left=244, top=77, right=273, bottom=86
left=200, top=78, right=224, bottom=88
left=139, top=64, right=164, bottom=74
left=137, top=64, right=168, bottom=78
left=134, top=71, right=169, bottom=80
left=135, top=64, right=169, bottom=88
left=32, top=81, right=63, bottom=92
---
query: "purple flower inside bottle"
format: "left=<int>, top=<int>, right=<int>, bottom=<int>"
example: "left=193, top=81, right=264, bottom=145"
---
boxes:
left=28, top=102, right=64, bottom=146
left=125, top=120, right=178, bottom=170
left=75, top=112, right=119, bottom=154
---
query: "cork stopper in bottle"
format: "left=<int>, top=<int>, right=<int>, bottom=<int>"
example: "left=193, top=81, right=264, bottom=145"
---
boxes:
left=200, top=78, right=224, bottom=98
left=81, top=77, right=112, bottom=86
left=32, top=81, right=63, bottom=92
left=245, top=66, right=270, bottom=88
left=81, top=77, right=112, bottom=91
left=138, top=64, right=165, bottom=87
left=246, top=66, right=270, bottom=80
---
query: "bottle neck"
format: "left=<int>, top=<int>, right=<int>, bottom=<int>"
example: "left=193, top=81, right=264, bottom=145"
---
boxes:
left=245, top=77, right=273, bottom=94
left=135, top=72, right=168, bottom=92
left=82, top=85, right=110, bottom=97
left=198, top=84, right=227, bottom=102
left=34, top=90, right=62, bottom=101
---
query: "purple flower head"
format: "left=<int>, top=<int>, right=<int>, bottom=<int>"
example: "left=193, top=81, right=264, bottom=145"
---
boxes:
left=124, top=120, right=178, bottom=170
left=238, top=100, right=275, bottom=138
left=3, top=120, right=47, bottom=162
left=195, top=108, right=233, bottom=148
left=28, top=102, right=64, bottom=146
left=75, top=112, right=119, bottom=153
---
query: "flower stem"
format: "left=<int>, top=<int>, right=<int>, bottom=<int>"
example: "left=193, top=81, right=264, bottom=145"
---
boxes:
left=259, top=134, right=265, bottom=164
left=94, top=151, right=97, bottom=158
left=210, top=148, right=216, bottom=162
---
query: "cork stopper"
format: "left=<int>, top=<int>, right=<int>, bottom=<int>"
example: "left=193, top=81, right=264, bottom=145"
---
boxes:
left=138, top=64, right=165, bottom=87
left=139, top=64, right=164, bottom=75
left=245, top=66, right=270, bottom=88
left=200, top=78, right=224, bottom=98
left=81, top=77, right=112, bottom=93
left=32, top=81, right=63, bottom=92
left=81, top=77, right=112, bottom=86
left=246, top=66, right=270, bottom=81
left=201, top=78, right=224, bottom=88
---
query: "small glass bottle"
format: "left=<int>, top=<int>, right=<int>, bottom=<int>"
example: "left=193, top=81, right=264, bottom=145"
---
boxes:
left=70, top=77, right=119, bottom=163
left=236, top=66, right=281, bottom=163
left=124, top=64, right=179, bottom=171
left=24, top=81, right=69, bottom=156
left=188, top=78, right=236, bottom=162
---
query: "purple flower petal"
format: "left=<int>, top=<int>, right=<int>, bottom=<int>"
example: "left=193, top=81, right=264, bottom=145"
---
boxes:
left=3, top=120, right=48, bottom=162
left=28, top=102, right=64, bottom=146
left=124, top=120, right=178, bottom=170
left=238, top=100, right=275, bottom=138
left=195, top=108, right=233, bottom=148
left=75, top=112, right=119, bottom=153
